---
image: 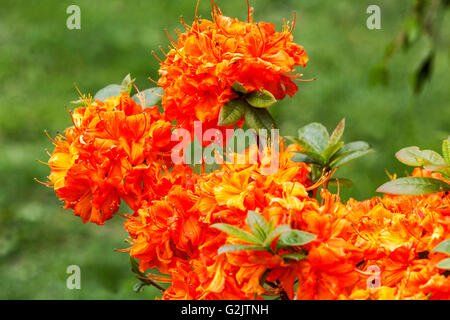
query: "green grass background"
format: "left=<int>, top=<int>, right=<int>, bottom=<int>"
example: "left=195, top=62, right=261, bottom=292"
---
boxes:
left=0, top=0, right=448, bottom=299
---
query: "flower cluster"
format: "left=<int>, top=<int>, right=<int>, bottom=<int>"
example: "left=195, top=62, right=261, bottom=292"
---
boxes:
left=122, top=155, right=449, bottom=299
left=46, top=93, right=173, bottom=224
left=157, top=5, right=308, bottom=136
left=44, top=2, right=449, bottom=300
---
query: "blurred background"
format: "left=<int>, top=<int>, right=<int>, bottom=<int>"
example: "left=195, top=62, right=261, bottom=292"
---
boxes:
left=0, top=0, right=448, bottom=299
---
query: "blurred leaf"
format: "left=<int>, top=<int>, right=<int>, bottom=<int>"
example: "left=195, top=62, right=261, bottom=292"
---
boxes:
left=405, top=16, right=420, bottom=46
left=217, top=98, right=245, bottom=126
left=210, top=223, right=263, bottom=245
left=245, top=90, right=277, bottom=108
left=297, top=123, right=330, bottom=154
left=411, top=53, right=433, bottom=94
left=244, top=104, right=277, bottom=135
left=93, top=84, right=121, bottom=102
left=376, top=177, right=450, bottom=195
left=395, top=146, right=445, bottom=167
left=132, top=87, right=163, bottom=107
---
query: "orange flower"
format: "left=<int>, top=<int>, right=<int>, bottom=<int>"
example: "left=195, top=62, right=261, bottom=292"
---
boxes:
left=157, top=4, right=308, bottom=135
left=46, top=92, right=173, bottom=224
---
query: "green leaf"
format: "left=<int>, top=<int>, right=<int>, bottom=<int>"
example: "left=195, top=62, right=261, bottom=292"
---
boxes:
left=395, top=146, right=445, bottom=167
left=322, top=141, right=344, bottom=163
left=276, top=230, right=316, bottom=251
left=264, top=224, right=291, bottom=247
left=231, top=81, right=248, bottom=94
left=121, top=74, right=135, bottom=94
left=293, top=150, right=325, bottom=165
left=210, top=223, right=263, bottom=245
left=290, top=153, right=321, bottom=165
left=247, top=211, right=268, bottom=241
left=442, top=138, right=450, bottom=165
left=297, top=123, right=330, bottom=155
left=244, top=104, right=277, bottom=135
left=218, top=244, right=268, bottom=255
left=328, top=178, right=353, bottom=188
left=432, top=239, right=450, bottom=255
left=332, top=141, right=370, bottom=158
left=132, top=87, right=164, bottom=107
left=217, top=99, right=245, bottom=126
left=436, top=258, right=450, bottom=270
left=330, top=149, right=374, bottom=168
left=329, top=118, right=345, bottom=145
left=93, top=84, right=122, bottom=102
left=280, top=253, right=307, bottom=261
left=245, top=90, right=277, bottom=108
left=376, top=177, right=450, bottom=195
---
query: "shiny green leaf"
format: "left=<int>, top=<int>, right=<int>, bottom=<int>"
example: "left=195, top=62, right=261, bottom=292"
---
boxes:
left=330, top=149, right=374, bottom=168
left=247, top=211, right=268, bottom=241
left=132, top=87, right=164, bottom=107
left=211, top=223, right=263, bottom=244
left=376, top=177, right=450, bottom=195
left=93, top=84, right=121, bottom=102
left=297, top=123, right=329, bottom=154
left=217, top=98, right=245, bottom=126
left=245, top=90, right=277, bottom=108
left=231, top=81, right=248, bottom=94
left=322, top=141, right=344, bottom=163
left=395, top=146, right=445, bottom=167
left=329, top=118, right=345, bottom=145
left=264, top=224, right=291, bottom=247
left=244, top=104, right=277, bottom=135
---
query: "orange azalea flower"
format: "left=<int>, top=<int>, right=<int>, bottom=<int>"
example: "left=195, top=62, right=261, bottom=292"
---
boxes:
left=46, top=92, right=173, bottom=224
left=157, top=4, right=308, bottom=135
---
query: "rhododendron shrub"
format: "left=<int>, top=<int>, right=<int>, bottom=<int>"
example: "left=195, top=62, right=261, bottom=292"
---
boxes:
left=42, top=2, right=450, bottom=300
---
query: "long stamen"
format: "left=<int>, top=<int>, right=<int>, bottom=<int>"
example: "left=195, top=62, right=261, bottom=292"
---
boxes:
left=44, top=130, right=57, bottom=144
